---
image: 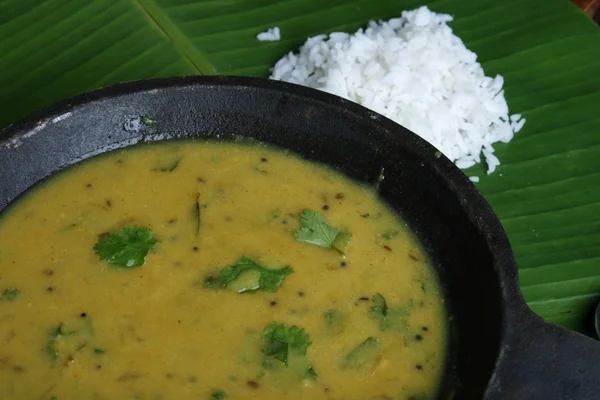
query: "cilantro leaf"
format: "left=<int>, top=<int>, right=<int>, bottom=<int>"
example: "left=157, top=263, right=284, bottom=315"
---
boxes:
left=368, top=293, right=414, bottom=331
left=262, top=323, right=311, bottom=366
left=46, top=315, right=104, bottom=363
left=343, top=337, right=381, bottom=369
left=0, top=287, right=20, bottom=301
left=205, top=257, right=293, bottom=293
left=294, top=210, right=351, bottom=255
left=369, top=293, right=388, bottom=318
left=46, top=323, right=66, bottom=362
left=93, top=226, right=157, bottom=268
left=193, top=193, right=201, bottom=236
left=381, top=230, right=399, bottom=240
left=210, top=390, right=227, bottom=400
left=323, top=309, right=344, bottom=336
left=161, top=158, right=181, bottom=172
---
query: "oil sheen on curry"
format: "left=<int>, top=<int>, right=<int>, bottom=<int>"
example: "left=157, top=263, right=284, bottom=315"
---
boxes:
left=0, top=141, right=447, bottom=400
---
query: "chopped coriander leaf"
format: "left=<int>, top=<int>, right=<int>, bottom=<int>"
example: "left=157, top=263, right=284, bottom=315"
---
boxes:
left=203, top=275, right=223, bottom=289
left=269, top=208, right=282, bottom=220
left=369, top=293, right=388, bottom=318
left=46, top=317, right=104, bottom=363
left=75, top=343, right=87, bottom=352
left=323, top=309, right=344, bottom=336
left=205, top=257, right=293, bottom=293
left=294, top=210, right=351, bottom=255
left=158, top=158, right=181, bottom=172
left=262, top=323, right=312, bottom=366
left=46, top=322, right=82, bottom=362
left=381, top=230, right=399, bottom=240
left=368, top=294, right=414, bottom=331
left=93, top=226, right=157, bottom=268
left=0, top=287, right=20, bottom=301
left=193, top=193, right=201, bottom=236
left=343, top=337, right=381, bottom=369
left=46, top=323, right=66, bottom=361
left=210, top=390, right=227, bottom=400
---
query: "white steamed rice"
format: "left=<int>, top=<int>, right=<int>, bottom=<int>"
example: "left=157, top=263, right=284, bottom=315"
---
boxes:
left=269, top=6, right=525, bottom=176
left=256, top=27, right=281, bottom=42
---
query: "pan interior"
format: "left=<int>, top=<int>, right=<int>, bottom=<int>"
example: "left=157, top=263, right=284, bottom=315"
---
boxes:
left=0, top=78, right=508, bottom=398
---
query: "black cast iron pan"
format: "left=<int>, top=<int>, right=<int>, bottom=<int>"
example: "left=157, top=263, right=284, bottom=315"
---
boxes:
left=1, top=76, right=599, bottom=399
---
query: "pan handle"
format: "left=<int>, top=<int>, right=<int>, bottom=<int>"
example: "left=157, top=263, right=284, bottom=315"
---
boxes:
left=485, top=308, right=600, bottom=400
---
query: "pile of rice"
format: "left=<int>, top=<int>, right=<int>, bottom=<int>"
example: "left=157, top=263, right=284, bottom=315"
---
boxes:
left=268, top=6, right=525, bottom=177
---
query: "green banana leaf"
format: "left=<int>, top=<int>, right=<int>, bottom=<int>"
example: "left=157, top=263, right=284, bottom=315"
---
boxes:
left=1, top=0, right=599, bottom=335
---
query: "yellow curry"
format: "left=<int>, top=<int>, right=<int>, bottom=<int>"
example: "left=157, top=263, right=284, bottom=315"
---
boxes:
left=0, top=141, right=446, bottom=400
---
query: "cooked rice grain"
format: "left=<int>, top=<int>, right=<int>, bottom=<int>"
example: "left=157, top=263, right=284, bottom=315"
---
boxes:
left=257, top=27, right=281, bottom=41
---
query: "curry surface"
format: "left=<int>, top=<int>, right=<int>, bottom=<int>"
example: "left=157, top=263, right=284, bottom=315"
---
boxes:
left=0, top=141, right=446, bottom=400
